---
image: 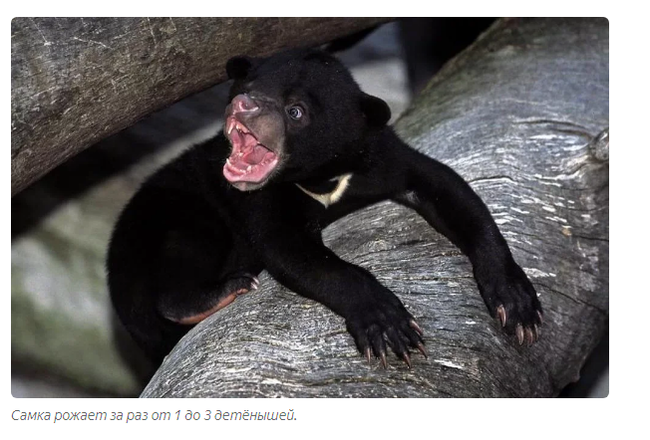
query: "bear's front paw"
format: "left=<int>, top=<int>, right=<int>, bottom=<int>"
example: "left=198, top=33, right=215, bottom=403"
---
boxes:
left=475, top=260, right=543, bottom=346
left=345, top=293, right=426, bottom=368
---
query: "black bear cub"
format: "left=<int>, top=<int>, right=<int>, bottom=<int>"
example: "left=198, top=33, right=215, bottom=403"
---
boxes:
left=107, top=49, right=542, bottom=367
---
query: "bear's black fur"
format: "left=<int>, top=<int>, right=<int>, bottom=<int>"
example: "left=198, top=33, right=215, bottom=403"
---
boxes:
left=107, top=49, right=542, bottom=367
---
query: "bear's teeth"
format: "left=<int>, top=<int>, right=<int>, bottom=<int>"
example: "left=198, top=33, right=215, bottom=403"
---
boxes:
left=226, top=118, right=237, bottom=135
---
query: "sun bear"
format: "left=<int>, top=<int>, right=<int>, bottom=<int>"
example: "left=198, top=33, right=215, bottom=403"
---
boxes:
left=107, top=49, right=542, bottom=367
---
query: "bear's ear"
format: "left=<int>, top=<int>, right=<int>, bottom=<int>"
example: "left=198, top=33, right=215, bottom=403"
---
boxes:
left=360, top=93, right=391, bottom=127
left=226, top=56, right=254, bottom=80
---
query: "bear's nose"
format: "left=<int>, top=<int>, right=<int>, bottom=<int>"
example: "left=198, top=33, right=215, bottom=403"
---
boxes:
left=231, top=94, right=260, bottom=114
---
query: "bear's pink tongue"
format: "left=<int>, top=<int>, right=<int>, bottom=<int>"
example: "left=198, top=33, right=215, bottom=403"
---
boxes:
left=223, top=128, right=278, bottom=184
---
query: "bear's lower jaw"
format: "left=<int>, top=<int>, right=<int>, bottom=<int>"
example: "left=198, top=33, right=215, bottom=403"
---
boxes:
left=223, top=148, right=279, bottom=189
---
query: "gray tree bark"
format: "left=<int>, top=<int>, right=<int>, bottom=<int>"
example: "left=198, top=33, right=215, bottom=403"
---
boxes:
left=139, top=17, right=609, bottom=398
left=11, top=17, right=387, bottom=196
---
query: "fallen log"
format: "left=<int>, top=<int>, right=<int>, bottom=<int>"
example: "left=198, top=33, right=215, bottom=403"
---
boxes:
left=11, top=17, right=387, bottom=195
left=141, top=17, right=609, bottom=398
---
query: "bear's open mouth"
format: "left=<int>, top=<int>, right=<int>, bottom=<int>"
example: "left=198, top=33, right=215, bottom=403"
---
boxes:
left=223, top=117, right=279, bottom=184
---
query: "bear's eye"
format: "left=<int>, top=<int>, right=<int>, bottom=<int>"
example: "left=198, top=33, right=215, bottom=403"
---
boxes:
left=287, top=105, right=304, bottom=120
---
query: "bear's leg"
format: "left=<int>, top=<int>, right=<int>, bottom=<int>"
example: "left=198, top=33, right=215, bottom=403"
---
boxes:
left=153, top=227, right=263, bottom=325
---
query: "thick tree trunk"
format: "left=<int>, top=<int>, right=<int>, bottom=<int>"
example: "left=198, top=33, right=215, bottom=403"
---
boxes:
left=140, top=18, right=609, bottom=398
left=11, top=17, right=387, bottom=196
